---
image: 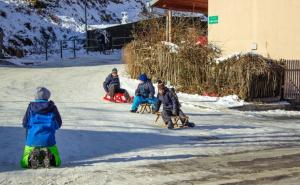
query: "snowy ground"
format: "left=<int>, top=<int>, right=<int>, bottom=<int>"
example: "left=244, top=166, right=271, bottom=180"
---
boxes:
left=0, top=52, right=300, bottom=184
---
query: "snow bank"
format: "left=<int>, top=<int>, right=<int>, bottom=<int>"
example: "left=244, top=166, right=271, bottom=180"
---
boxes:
left=119, top=75, right=245, bottom=109
left=215, top=52, right=258, bottom=63
left=161, top=41, right=179, bottom=53
left=250, top=109, right=300, bottom=116
left=177, top=92, right=245, bottom=109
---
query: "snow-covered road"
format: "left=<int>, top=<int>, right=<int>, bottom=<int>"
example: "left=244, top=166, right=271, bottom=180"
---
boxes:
left=1, top=54, right=300, bottom=184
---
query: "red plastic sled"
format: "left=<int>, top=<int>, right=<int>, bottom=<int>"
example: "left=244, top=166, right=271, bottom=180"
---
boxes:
left=103, top=93, right=134, bottom=103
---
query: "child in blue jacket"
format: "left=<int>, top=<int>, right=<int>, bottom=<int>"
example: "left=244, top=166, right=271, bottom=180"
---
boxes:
left=20, top=87, right=62, bottom=168
left=130, top=74, right=158, bottom=112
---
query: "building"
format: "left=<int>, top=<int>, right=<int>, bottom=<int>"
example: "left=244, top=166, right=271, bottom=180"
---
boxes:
left=151, top=0, right=300, bottom=103
left=150, top=0, right=208, bottom=13
left=151, top=0, right=300, bottom=60
left=209, top=0, right=300, bottom=60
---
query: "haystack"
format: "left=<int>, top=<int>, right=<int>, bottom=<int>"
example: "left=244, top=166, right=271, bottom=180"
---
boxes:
left=214, top=54, right=284, bottom=101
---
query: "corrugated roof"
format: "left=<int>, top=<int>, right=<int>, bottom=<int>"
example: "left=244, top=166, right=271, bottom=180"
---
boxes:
left=150, top=0, right=208, bottom=13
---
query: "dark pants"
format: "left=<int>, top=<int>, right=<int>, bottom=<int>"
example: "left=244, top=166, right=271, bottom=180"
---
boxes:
left=162, top=109, right=187, bottom=124
left=109, top=85, right=130, bottom=100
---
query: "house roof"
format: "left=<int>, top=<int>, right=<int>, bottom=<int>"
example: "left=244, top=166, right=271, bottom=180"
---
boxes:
left=150, top=0, right=208, bottom=13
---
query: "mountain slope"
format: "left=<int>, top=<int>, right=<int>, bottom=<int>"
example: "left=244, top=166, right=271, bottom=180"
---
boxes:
left=0, top=0, right=147, bottom=57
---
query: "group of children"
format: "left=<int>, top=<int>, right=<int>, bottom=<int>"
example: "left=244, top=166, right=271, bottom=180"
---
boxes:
left=103, top=68, right=195, bottom=129
left=20, top=67, right=195, bottom=169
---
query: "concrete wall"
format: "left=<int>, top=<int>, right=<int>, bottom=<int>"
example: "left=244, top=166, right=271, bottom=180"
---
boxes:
left=208, top=0, right=300, bottom=60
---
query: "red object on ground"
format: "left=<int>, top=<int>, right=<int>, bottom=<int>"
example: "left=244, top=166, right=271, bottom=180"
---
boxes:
left=103, top=93, right=133, bottom=103
left=202, top=92, right=218, bottom=97
left=196, top=36, right=208, bottom=46
left=202, top=92, right=209, bottom=96
left=209, top=92, right=218, bottom=97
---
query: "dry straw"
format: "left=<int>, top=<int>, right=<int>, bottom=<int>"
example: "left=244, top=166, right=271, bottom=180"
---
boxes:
left=123, top=17, right=284, bottom=101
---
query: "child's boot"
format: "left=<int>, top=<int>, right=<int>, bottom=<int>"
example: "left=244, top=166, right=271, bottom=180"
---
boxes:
left=29, top=148, right=40, bottom=169
left=167, top=121, right=174, bottom=129
left=41, top=148, right=51, bottom=168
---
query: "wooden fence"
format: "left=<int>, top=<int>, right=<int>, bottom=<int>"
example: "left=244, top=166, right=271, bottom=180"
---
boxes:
left=284, top=60, right=300, bottom=102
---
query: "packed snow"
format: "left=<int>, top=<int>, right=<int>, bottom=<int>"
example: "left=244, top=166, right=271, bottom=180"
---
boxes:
left=0, top=51, right=300, bottom=184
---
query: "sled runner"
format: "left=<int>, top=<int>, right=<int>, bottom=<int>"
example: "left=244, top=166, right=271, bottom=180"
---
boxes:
left=154, top=112, right=190, bottom=128
left=103, top=93, right=133, bottom=103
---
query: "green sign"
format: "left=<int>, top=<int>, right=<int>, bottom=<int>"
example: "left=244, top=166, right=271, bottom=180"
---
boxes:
left=209, top=16, right=219, bottom=24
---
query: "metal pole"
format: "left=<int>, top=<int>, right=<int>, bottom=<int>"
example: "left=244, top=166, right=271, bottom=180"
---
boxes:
left=0, top=28, right=3, bottom=59
left=85, top=0, right=88, bottom=54
left=99, top=40, right=101, bottom=54
left=45, top=39, right=48, bottom=61
left=73, top=39, right=76, bottom=58
left=60, top=40, right=63, bottom=59
left=111, top=37, right=114, bottom=53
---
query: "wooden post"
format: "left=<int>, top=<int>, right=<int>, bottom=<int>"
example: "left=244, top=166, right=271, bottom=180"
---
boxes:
left=165, top=10, right=169, bottom=42
left=168, top=10, right=172, bottom=43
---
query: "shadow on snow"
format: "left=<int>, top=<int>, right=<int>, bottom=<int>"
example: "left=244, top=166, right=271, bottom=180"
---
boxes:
left=0, top=126, right=200, bottom=172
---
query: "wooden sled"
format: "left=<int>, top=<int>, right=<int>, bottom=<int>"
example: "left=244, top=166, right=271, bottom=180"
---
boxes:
left=154, top=112, right=189, bottom=128
left=137, top=103, right=152, bottom=114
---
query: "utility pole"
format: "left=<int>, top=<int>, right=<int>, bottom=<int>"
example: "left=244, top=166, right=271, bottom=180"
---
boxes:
left=85, top=0, right=88, bottom=54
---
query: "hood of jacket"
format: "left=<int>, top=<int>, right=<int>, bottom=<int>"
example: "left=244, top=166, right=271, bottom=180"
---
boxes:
left=29, top=100, right=56, bottom=114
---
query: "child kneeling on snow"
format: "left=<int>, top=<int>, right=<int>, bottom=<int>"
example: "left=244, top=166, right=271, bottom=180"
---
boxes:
left=20, top=87, right=62, bottom=168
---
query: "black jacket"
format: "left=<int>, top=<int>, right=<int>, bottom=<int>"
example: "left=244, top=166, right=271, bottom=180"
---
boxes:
left=155, top=88, right=180, bottom=112
left=103, top=74, right=120, bottom=93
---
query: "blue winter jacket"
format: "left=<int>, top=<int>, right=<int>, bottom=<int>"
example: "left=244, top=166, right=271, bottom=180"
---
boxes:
left=135, top=80, right=155, bottom=98
left=155, top=88, right=180, bottom=112
left=22, top=100, right=62, bottom=147
left=103, top=74, right=120, bottom=93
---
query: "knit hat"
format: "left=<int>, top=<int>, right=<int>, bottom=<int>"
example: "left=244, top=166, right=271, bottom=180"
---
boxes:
left=35, top=87, right=51, bottom=100
left=138, top=74, right=148, bottom=82
left=112, top=68, right=118, bottom=73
